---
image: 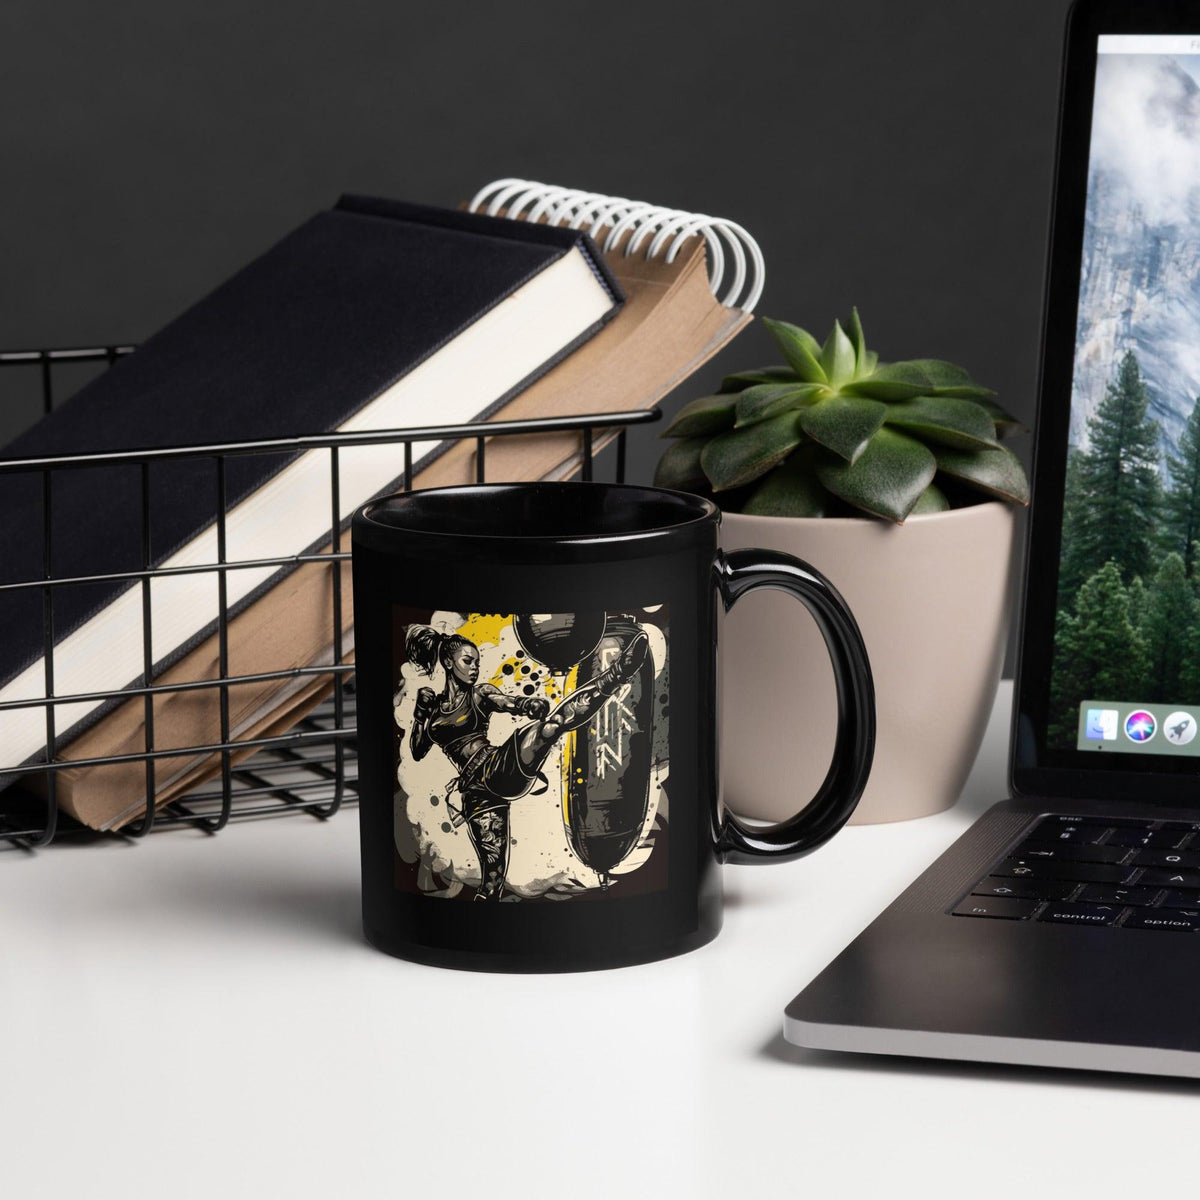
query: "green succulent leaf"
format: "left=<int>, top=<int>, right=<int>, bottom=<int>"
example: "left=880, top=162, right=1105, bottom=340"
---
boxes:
left=841, top=361, right=932, bottom=401
left=761, top=318, right=828, bottom=384
left=799, top=395, right=888, bottom=463
left=735, top=383, right=825, bottom=427
left=934, top=385, right=995, bottom=401
left=719, top=365, right=802, bottom=393
left=903, top=358, right=996, bottom=399
left=934, top=444, right=1030, bottom=504
left=653, top=437, right=710, bottom=491
left=848, top=308, right=867, bottom=373
left=900, top=358, right=974, bottom=387
left=765, top=318, right=822, bottom=359
left=883, top=395, right=1000, bottom=450
left=910, top=481, right=950, bottom=514
left=660, top=394, right=737, bottom=438
left=974, top=397, right=1026, bottom=438
left=700, top=411, right=804, bottom=492
left=819, top=319, right=857, bottom=386
left=741, top=452, right=827, bottom=517
left=815, top=427, right=937, bottom=522
left=701, top=309, right=1020, bottom=518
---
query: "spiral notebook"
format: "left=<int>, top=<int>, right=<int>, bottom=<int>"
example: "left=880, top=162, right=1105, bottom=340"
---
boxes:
left=25, top=180, right=762, bottom=830
left=417, top=179, right=762, bottom=487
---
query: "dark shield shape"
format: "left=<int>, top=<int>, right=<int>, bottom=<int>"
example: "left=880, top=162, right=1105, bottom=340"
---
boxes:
left=564, top=615, right=655, bottom=883
left=514, top=611, right=607, bottom=674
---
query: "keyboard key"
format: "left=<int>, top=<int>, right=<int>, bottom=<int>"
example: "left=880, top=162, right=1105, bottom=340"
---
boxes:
left=1107, top=828, right=1190, bottom=849
left=1038, top=902, right=1124, bottom=926
left=1076, top=884, right=1159, bottom=906
left=972, top=877, right=1075, bottom=901
left=1022, top=823, right=1111, bottom=845
left=995, top=859, right=1135, bottom=884
left=1130, top=849, right=1200, bottom=869
left=993, top=860, right=1040, bottom=878
left=1159, top=890, right=1200, bottom=910
left=1136, top=868, right=1200, bottom=888
left=952, top=897, right=1040, bottom=920
left=1019, top=844, right=1131, bottom=864
left=1123, top=911, right=1200, bottom=932
left=1036, top=815, right=1147, bottom=829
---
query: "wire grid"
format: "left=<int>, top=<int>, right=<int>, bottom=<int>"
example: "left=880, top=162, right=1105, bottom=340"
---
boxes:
left=0, top=345, right=660, bottom=849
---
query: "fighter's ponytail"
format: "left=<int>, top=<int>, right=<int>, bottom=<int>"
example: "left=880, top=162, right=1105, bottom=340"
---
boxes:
left=406, top=624, right=474, bottom=676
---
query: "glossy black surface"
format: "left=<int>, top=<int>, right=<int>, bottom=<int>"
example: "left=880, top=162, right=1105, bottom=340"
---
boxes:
left=352, top=482, right=875, bottom=971
left=357, top=480, right=711, bottom=543
left=716, top=549, right=875, bottom=866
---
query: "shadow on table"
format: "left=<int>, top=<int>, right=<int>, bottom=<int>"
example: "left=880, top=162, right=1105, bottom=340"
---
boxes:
left=759, top=1030, right=1200, bottom=1094
left=0, top=827, right=121, bottom=856
left=160, top=869, right=362, bottom=946
left=721, top=886, right=784, bottom=911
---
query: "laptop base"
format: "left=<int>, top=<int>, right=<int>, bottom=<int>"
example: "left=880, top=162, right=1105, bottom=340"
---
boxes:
left=784, top=799, right=1200, bottom=1079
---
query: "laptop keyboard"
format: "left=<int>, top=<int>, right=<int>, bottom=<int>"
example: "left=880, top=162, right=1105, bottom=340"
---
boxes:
left=953, top=814, right=1200, bottom=930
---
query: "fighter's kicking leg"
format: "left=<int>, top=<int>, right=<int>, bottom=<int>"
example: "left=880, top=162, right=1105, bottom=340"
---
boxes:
left=514, top=631, right=649, bottom=772
left=467, top=803, right=510, bottom=901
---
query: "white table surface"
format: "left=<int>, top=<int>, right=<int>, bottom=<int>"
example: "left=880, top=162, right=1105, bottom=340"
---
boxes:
left=4, top=678, right=1197, bottom=1200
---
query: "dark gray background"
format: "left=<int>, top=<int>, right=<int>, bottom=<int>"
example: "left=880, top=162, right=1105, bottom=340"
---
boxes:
left=1, top=0, right=1073, bottom=486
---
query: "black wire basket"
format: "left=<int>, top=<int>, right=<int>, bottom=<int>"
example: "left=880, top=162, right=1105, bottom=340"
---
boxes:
left=0, top=344, right=659, bottom=850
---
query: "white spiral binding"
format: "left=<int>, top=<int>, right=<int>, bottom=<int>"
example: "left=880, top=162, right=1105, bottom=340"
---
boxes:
left=467, top=178, right=764, bottom=312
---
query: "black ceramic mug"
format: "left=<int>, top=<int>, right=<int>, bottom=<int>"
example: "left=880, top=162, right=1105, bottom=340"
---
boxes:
left=351, top=482, right=874, bottom=971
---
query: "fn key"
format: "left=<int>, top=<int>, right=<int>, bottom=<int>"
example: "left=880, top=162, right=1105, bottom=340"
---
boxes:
left=952, top=897, right=1039, bottom=920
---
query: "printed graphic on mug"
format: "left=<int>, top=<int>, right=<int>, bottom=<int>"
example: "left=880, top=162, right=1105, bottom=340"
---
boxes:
left=391, top=607, right=670, bottom=902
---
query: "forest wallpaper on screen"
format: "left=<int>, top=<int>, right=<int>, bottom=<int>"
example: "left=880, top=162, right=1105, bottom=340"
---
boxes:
left=1049, top=49, right=1200, bottom=746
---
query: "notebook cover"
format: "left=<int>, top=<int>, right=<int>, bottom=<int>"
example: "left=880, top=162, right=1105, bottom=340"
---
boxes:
left=0, top=196, right=621, bottom=747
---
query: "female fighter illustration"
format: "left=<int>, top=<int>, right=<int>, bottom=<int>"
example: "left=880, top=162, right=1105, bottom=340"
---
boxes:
left=405, top=624, right=649, bottom=901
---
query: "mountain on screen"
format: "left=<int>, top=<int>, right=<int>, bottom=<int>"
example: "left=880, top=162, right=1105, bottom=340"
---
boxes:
left=1071, top=54, right=1200, bottom=468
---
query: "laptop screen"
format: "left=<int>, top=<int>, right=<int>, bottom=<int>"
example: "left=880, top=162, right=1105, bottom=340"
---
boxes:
left=1048, top=33, right=1200, bottom=762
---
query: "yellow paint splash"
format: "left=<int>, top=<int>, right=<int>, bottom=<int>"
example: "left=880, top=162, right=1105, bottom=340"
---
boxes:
left=456, top=611, right=511, bottom=650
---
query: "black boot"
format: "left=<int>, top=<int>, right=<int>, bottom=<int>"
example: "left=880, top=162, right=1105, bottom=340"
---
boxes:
left=594, top=631, right=650, bottom=695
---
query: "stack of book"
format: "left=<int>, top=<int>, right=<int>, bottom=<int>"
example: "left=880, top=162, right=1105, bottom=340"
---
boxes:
left=0, top=180, right=762, bottom=830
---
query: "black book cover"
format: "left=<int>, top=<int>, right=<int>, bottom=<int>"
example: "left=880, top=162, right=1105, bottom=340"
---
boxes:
left=0, top=194, right=622, bottom=759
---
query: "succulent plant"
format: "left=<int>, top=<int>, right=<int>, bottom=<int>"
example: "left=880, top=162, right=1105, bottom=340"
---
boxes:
left=654, top=311, right=1029, bottom=522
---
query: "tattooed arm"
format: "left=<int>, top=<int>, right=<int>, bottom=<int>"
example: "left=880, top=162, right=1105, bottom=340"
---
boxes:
left=410, top=687, right=437, bottom=761
left=477, top=683, right=550, bottom=720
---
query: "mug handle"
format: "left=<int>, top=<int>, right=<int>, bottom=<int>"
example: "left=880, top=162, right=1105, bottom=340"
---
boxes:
left=714, top=548, right=876, bottom=865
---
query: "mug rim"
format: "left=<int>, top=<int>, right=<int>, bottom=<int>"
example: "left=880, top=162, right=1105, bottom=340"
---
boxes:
left=353, top=481, right=720, bottom=547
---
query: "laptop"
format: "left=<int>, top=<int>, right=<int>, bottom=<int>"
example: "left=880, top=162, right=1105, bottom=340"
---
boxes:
left=784, top=0, right=1200, bottom=1079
